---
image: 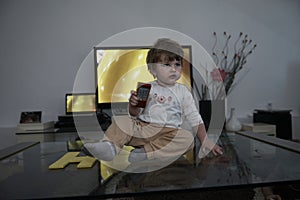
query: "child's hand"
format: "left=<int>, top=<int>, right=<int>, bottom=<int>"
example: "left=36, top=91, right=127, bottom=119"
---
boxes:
left=210, top=143, right=223, bottom=156
left=129, top=90, right=142, bottom=117
left=129, top=90, right=139, bottom=107
left=201, top=138, right=223, bottom=156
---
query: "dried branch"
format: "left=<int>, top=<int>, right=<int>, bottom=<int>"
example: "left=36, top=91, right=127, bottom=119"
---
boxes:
left=198, top=31, right=257, bottom=100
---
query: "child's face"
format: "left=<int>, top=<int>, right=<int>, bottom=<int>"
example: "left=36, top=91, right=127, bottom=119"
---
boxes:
left=151, top=57, right=182, bottom=87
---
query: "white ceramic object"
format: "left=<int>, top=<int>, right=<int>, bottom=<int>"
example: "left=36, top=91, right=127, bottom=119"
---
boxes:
left=225, top=107, right=242, bottom=132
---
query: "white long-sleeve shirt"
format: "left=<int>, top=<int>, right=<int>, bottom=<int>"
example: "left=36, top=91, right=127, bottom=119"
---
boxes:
left=138, top=81, right=203, bottom=128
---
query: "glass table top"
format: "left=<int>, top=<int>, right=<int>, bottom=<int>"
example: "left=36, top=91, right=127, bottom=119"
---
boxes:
left=0, top=132, right=300, bottom=199
left=95, top=132, right=300, bottom=196
left=0, top=142, right=100, bottom=199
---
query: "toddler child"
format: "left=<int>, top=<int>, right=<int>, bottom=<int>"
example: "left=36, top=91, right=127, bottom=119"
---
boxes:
left=85, top=38, right=223, bottom=163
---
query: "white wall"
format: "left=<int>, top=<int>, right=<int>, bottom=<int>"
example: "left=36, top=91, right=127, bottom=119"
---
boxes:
left=0, top=0, right=299, bottom=136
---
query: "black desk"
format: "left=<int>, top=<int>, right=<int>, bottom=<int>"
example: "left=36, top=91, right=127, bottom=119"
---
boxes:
left=1, top=132, right=300, bottom=199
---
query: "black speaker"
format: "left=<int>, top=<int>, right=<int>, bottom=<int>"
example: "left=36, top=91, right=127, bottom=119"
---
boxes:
left=199, top=100, right=225, bottom=131
left=253, top=109, right=292, bottom=140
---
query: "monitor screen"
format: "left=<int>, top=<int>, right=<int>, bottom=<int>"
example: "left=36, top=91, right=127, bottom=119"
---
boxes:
left=94, top=46, right=193, bottom=110
left=65, top=93, right=96, bottom=115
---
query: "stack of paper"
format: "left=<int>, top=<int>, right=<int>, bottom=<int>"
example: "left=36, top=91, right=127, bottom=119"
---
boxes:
left=242, top=123, right=276, bottom=135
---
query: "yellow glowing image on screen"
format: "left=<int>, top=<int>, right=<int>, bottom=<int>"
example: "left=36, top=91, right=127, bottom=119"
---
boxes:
left=96, top=48, right=191, bottom=104
left=67, top=95, right=96, bottom=113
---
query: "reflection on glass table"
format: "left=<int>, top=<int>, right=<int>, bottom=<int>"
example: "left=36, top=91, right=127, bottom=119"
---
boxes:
left=0, top=132, right=299, bottom=199
left=94, top=132, right=300, bottom=197
left=0, top=142, right=100, bottom=199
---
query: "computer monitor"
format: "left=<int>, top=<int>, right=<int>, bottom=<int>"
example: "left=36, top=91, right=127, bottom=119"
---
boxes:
left=94, top=45, right=193, bottom=111
left=65, top=93, right=96, bottom=115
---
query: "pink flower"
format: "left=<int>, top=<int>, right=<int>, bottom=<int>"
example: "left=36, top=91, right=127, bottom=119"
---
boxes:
left=211, top=68, right=226, bottom=82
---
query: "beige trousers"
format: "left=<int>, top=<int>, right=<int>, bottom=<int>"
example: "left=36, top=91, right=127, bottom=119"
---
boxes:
left=103, top=116, right=194, bottom=160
